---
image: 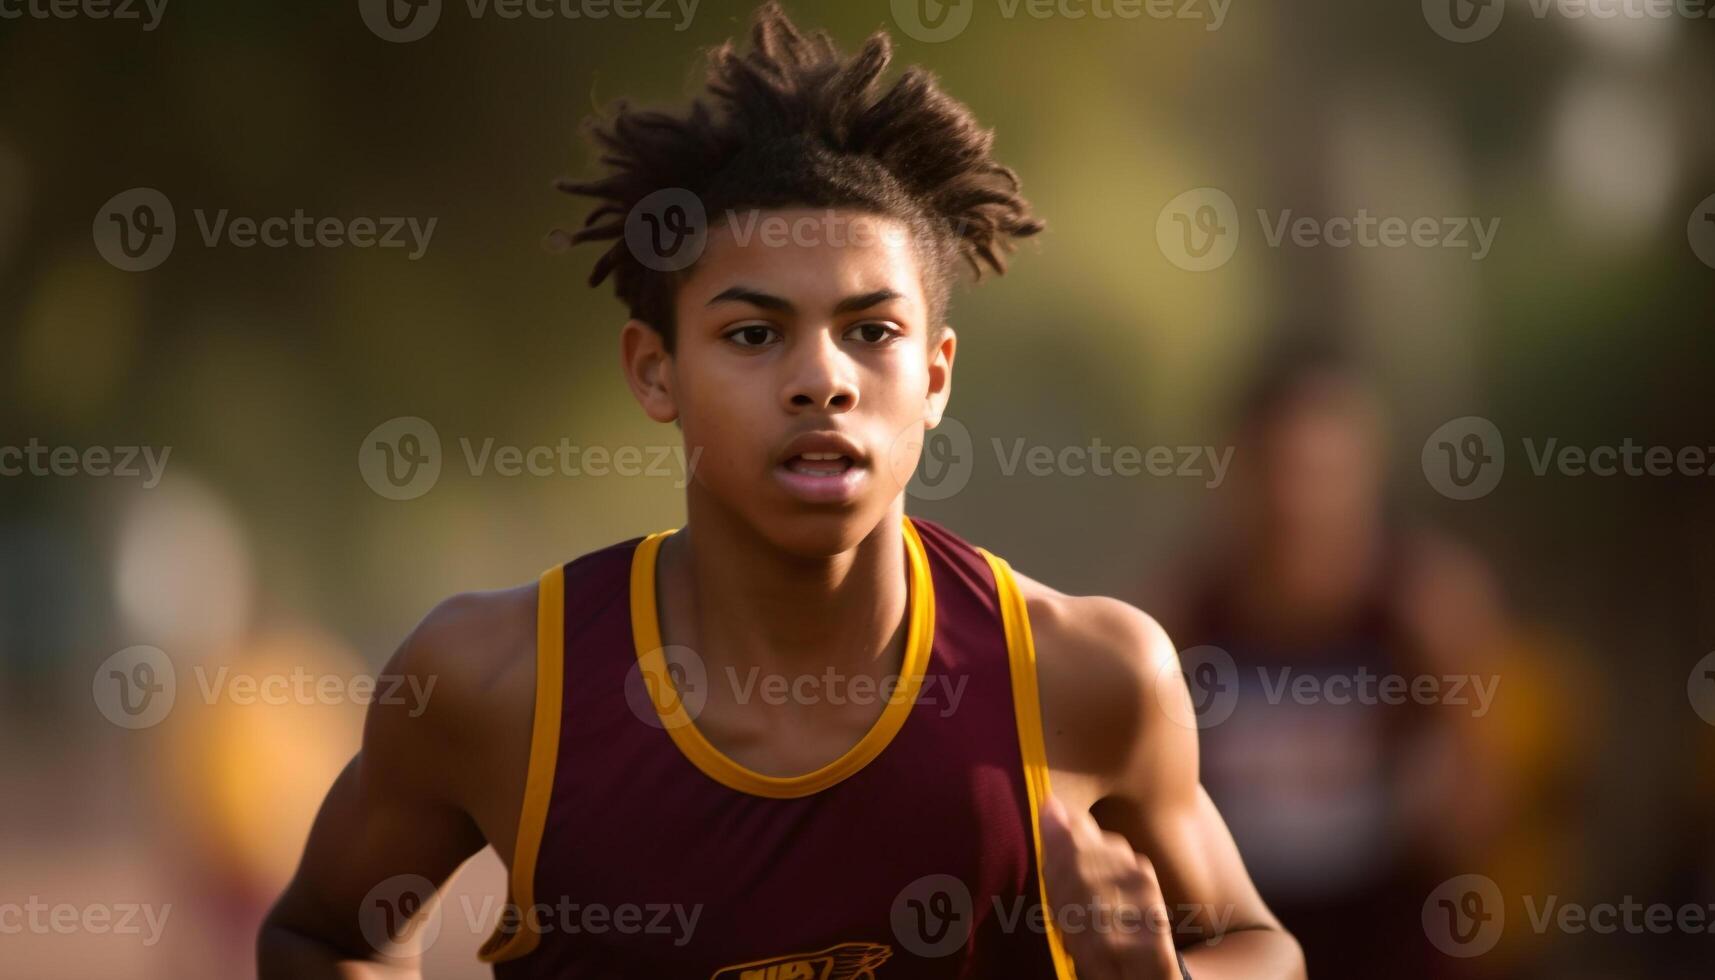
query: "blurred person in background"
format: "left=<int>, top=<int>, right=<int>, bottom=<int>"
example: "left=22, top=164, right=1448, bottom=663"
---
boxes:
left=1149, top=338, right=1595, bottom=979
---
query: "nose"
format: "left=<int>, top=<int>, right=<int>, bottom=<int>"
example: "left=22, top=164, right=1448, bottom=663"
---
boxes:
left=782, top=329, right=859, bottom=414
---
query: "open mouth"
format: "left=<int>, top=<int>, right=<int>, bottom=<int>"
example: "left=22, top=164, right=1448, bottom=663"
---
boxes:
left=774, top=447, right=867, bottom=503
left=773, top=431, right=868, bottom=503
left=783, top=452, right=856, bottom=476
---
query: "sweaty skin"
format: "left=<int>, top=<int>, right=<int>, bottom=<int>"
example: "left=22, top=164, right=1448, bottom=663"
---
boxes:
left=259, top=210, right=1303, bottom=980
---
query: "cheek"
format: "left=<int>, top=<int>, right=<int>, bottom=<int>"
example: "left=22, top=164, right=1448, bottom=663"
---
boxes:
left=674, top=373, right=769, bottom=476
left=882, top=421, right=923, bottom=495
left=870, top=357, right=934, bottom=493
left=868, top=345, right=931, bottom=404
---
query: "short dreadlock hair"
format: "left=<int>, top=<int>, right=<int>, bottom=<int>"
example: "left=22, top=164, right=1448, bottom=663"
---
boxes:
left=554, top=1, right=1044, bottom=350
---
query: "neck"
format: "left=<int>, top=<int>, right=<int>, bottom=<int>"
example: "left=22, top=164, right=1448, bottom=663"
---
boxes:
left=656, top=495, right=912, bottom=681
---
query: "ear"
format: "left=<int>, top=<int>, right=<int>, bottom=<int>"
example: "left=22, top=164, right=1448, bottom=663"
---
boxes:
left=620, top=319, right=678, bottom=424
left=924, top=325, right=956, bottom=428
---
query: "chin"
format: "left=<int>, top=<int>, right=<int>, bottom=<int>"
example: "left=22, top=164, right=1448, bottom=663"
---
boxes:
left=752, top=502, right=893, bottom=560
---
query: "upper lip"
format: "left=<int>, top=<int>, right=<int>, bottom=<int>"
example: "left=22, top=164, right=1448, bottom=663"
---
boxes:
left=778, top=430, right=867, bottom=466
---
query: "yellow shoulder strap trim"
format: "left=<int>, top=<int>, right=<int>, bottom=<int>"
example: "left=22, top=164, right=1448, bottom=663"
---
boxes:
left=479, top=563, right=565, bottom=964
left=980, top=548, right=1079, bottom=980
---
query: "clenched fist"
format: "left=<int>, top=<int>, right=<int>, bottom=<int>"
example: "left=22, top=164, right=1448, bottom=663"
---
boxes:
left=1039, top=795, right=1187, bottom=980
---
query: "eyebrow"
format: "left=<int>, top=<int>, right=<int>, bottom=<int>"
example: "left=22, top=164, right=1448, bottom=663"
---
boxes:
left=706, top=286, right=903, bottom=316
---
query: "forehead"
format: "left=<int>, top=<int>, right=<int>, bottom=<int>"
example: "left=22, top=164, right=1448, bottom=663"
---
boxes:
left=677, top=208, right=929, bottom=315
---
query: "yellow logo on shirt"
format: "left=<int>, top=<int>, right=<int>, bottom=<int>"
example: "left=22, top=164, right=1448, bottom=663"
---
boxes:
left=710, top=940, right=893, bottom=979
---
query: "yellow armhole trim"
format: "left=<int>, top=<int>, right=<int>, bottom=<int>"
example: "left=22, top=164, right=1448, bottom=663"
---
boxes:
left=479, top=564, right=565, bottom=964
left=980, top=549, right=1078, bottom=980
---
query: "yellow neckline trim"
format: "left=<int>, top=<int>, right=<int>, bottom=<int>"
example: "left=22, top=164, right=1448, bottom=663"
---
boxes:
left=628, top=515, right=935, bottom=799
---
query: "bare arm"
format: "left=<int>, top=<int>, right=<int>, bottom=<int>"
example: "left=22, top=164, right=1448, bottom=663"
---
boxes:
left=1029, top=588, right=1306, bottom=980
left=258, top=590, right=531, bottom=978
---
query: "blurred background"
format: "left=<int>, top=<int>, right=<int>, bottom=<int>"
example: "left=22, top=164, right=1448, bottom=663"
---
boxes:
left=1, top=0, right=1712, bottom=976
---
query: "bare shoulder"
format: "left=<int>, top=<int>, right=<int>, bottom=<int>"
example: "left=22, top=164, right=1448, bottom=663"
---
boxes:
left=368, top=580, right=541, bottom=853
left=387, top=582, right=540, bottom=717
left=1011, top=568, right=1177, bottom=677
left=1007, top=566, right=1187, bottom=806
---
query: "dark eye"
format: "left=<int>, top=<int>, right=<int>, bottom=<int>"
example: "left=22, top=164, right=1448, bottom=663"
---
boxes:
left=726, top=324, right=778, bottom=348
left=847, top=321, right=897, bottom=345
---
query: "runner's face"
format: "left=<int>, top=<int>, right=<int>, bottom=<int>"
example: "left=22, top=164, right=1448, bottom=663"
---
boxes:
left=653, top=208, right=953, bottom=555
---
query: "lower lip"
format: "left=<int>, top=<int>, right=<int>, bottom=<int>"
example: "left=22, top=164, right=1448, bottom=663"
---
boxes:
left=773, top=461, right=868, bottom=503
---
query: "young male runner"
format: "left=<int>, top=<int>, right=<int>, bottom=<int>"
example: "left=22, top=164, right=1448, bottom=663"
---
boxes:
left=260, top=5, right=1305, bottom=977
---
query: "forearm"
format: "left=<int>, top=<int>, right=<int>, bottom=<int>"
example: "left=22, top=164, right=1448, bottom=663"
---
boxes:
left=1178, top=925, right=1305, bottom=980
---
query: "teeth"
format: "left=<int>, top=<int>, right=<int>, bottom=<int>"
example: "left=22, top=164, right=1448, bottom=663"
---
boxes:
left=787, top=454, right=851, bottom=476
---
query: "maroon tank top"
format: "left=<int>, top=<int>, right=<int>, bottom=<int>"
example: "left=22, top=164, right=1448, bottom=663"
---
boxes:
left=478, top=515, right=1076, bottom=979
